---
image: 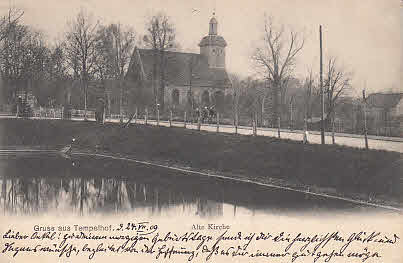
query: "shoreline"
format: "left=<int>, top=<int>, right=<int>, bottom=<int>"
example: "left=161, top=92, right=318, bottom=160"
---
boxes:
left=1, top=119, right=402, bottom=211
left=69, top=149, right=403, bottom=212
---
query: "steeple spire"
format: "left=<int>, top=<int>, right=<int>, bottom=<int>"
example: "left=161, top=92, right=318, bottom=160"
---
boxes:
left=209, top=13, right=218, bottom=35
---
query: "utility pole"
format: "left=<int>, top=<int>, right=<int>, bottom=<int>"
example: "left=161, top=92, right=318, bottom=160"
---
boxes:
left=319, top=25, right=325, bottom=144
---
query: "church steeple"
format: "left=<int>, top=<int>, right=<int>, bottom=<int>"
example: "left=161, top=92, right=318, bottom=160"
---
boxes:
left=209, top=12, right=218, bottom=35
left=199, top=13, right=227, bottom=69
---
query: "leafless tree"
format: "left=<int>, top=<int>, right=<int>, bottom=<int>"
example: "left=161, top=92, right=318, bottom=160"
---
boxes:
left=252, top=15, right=304, bottom=125
left=143, top=12, right=176, bottom=111
left=0, top=16, right=49, bottom=105
left=95, top=23, right=136, bottom=119
left=63, top=9, right=99, bottom=119
left=109, top=23, right=136, bottom=118
left=302, top=69, right=318, bottom=122
left=229, top=73, right=243, bottom=127
left=323, top=56, right=352, bottom=127
left=0, top=11, right=25, bottom=104
left=0, top=7, right=24, bottom=42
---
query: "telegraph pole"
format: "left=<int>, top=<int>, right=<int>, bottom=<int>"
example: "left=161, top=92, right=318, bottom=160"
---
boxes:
left=319, top=25, right=325, bottom=144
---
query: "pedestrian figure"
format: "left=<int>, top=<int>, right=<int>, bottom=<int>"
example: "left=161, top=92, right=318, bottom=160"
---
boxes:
left=195, top=108, right=200, bottom=123
left=208, top=106, right=216, bottom=123
left=16, top=96, right=23, bottom=117
left=303, top=119, right=309, bottom=144
left=95, top=98, right=105, bottom=124
left=303, top=130, right=309, bottom=144
left=202, top=107, right=209, bottom=123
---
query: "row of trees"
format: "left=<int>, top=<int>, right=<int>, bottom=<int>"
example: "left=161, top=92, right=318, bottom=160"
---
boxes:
left=231, top=68, right=353, bottom=131
left=1, top=6, right=354, bottom=130
left=236, top=15, right=353, bottom=130
left=0, top=7, right=177, bottom=118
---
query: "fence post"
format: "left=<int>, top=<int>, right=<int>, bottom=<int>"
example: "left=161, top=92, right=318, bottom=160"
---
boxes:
left=235, top=111, right=238, bottom=134
left=157, top=107, right=160, bottom=126
left=303, top=118, right=308, bottom=144
left=145, top=108, right=148, bottom=125
left=184, top=111, right=187, bottom=128
left=134, top=107, right=138, bottom=124
left=197, top=115, right=201, bottom=131
left=332, top=113, right=335, bottom=144
left=169, top=110, right=173, bottom=127
left=216, top=112, right=220, bottom=132
left=16, top=104, right=19, bottom=118
left=277, top=116, right=281, bottom=138
left=252, top=118, right=256, bottom=136
left=363, top=105, right=368, bottom=149
left=61, top=106, right=64, bottom=120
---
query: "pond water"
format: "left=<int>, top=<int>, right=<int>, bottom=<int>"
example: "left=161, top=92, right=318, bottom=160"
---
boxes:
left=0, top=154, right=382, bottom=218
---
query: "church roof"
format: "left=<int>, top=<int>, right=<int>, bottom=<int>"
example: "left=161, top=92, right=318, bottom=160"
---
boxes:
left=367, top=93, right=403, bottom=109
left=126, top=48, right=231, bottom=89
left=199, top=35, right=227, bottom=47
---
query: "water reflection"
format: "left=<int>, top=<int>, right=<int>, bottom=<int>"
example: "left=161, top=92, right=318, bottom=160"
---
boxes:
left=0, top=155, right=379, bottom=217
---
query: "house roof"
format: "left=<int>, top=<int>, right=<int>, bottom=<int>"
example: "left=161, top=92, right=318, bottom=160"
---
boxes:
left=366, top=93, right=403, bottom=109
left=126, top=48, right=231, bottom=89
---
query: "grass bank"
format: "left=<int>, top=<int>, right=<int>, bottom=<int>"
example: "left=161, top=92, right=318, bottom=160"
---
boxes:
left=1, top=119, right=402, bottom=208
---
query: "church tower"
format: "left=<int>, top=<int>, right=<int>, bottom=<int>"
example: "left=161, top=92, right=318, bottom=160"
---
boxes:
left=199, top=13, right=227, bottom=68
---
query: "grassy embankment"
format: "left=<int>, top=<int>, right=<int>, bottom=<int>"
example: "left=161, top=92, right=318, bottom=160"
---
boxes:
left=1, top=119, right=402, bottom=207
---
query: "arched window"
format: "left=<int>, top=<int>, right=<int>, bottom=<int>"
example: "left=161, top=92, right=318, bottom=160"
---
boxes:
left=202, top=90, right=210, bottom=106
left=172, top=89, right=180, bottom=105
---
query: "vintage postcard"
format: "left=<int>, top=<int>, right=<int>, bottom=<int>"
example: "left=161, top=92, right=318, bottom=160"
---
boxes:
left=0, top=0, right=402, bottom=262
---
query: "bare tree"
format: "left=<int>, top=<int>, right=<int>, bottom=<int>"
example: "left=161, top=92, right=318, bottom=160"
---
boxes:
left=63, top=9, right=99, bottom=120
left=20, top=29, right=49, bottom=106
left=229, top=73, right=242, bottom=127
left=0, top=19, right=49, bottom=106
left=0, top=23, right=29, bottom=100
left=0, top=9, right=25, bottom=104
left=0, top=7, right=24, bottom=42
left=323, top=56, right=352, bottom=127
left=252, top=15, right=304, bottom=125
left=143, top=12, right=176, bottom=111
left=109, top=24, right=136, bottom=120
left=302, top=69, right=317, bottom=122
left=44, top=44, right=71, bottom=108
left=94, top=23, right=136, bottom=120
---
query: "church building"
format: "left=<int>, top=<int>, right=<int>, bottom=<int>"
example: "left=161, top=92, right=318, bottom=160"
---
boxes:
left=126, top=14, right=232, bottom=111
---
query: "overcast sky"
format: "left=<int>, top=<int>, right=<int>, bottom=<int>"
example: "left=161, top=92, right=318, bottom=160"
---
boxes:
left=1, top=0, right=401, bottom=95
